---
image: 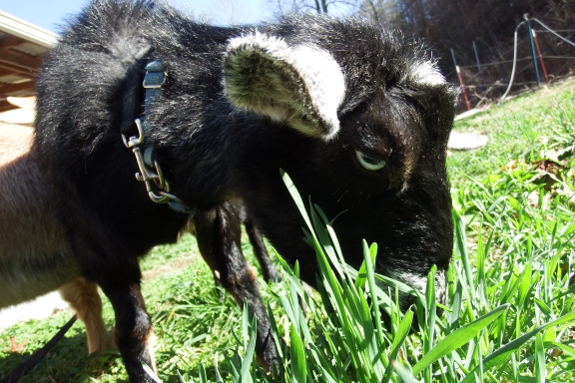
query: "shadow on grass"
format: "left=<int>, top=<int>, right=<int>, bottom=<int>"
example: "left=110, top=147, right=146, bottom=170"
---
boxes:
left=0, top=331, right=123, bottom=383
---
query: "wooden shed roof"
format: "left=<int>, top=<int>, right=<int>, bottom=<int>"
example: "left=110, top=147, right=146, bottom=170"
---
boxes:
left=0, top=10, right=58, bottom=112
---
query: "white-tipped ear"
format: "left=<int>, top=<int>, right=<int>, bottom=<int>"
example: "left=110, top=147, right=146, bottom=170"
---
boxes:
left=223, top=31, right=345, bottom=139
left=410, top=61, right=446, bottom=86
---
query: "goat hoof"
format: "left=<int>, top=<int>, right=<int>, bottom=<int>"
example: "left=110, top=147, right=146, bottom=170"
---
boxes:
left=265, top=272, right=283, bottom=284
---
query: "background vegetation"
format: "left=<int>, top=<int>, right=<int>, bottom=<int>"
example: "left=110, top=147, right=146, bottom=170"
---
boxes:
left=279, top=0, right=575, bottom=72
left=1, top=79, right=574, bottom=382
left=276, top=0, right=575, bottom=109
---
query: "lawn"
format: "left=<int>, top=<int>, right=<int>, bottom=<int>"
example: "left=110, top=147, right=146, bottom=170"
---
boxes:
left=1, top=78, right=574, bottom=382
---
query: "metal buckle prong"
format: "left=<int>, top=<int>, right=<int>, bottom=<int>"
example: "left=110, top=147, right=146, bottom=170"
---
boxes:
left=153, top=160, right=169, bottom=192
left=132, top=146, right=159, bottom=183
left=122, top=118, right=144, bottom=148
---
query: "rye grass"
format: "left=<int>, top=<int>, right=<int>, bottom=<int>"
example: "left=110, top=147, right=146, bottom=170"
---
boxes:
left=178, top=81, right=575, bottom=382
left=1, top=80, right=574, bottom=382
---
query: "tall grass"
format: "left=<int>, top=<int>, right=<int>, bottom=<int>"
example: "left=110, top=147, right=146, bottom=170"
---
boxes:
left=176, top=83, right=575, bottom=382
left=179, top=172, right=573, bottom=383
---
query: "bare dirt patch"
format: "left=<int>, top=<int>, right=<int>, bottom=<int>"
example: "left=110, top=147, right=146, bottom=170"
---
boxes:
left=142, top=254, right=200, bottom=281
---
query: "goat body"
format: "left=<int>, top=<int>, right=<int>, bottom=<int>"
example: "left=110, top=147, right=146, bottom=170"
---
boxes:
left=32, top=1, right=457, bottom=381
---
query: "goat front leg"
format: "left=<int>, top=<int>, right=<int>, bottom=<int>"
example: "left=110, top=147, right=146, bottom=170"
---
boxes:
left=101, top=280, right=155, bottom=382
left=194, top=204, right=278, bottom=371
left=82, top=256, right=155, bottom=383
left=244, top=218, right=282, bottom=283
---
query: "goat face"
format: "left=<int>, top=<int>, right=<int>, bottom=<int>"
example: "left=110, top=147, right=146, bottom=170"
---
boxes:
left=223, top=18, right=456, bottom=309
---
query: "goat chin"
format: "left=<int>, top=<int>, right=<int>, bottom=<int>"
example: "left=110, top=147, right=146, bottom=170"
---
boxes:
left=0, top=124, right=113, bottom=353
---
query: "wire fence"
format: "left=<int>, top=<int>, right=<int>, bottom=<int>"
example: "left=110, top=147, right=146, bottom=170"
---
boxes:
left=447, top=19, right=575, bottom=112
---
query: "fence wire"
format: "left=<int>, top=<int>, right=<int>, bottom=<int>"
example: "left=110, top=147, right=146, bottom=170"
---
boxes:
left=448, top=18, right=575, bottom=111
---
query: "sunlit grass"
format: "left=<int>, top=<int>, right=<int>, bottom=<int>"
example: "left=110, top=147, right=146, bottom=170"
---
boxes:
left=197, top=80, right=575, bottom=383
left=1, top=80, right=574, bottom=382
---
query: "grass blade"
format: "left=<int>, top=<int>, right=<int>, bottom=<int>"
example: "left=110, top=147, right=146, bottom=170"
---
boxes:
left=412, top=304, right=510, bottom=376
left=461, top=309, right=575, bottom=383
left=383, top=308, right=414, bottom=383
left=393, top=361, right=419, bottom=383
left=535, top=333, right=546, bottom=383
left=290, top=324, right=307, bottom=383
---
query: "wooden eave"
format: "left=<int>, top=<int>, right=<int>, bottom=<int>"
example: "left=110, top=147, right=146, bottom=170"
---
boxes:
left=0, top=10, right=58, bottom=112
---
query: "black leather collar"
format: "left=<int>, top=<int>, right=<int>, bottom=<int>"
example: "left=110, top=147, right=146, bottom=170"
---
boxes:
left=120, top=60, right=190, bottom=213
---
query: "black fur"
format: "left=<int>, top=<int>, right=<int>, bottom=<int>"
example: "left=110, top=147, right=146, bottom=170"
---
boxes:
left=33, top=1, right=456, bottom=381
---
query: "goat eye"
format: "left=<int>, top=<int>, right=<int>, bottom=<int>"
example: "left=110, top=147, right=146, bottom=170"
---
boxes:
left=355, top=150, right=386, bottom=171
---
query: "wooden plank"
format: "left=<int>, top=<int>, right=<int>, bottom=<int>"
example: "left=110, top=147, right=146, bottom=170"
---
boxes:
left=0, top=36, right=25, bottom=51
left=0, top=81, right=34, bottom=95
left=0, top=60, right=37, bottom=76
left=0, top=100, right=18, bottom=112
left=0, top=67, right=18, bottom=78
left=0, top=63, right=35, bottom=77
left=0, top=50, right=41, bottom=72
left=3, top=46, right=42, bottom=61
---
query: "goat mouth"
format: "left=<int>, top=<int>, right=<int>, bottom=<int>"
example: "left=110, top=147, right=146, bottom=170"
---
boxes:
left=375, top=266, right=449, bottom=311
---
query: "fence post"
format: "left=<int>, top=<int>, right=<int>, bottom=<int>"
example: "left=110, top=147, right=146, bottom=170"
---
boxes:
left=473, top=41, right=482, bottom=75
left=526, top=18, right=541, bottom=87
left=450, top=48, right=471, bottom=111
left=531, top=29, right=549, bottom=82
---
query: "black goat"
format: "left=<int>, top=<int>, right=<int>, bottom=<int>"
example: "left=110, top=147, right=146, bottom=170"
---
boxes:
left=185, top=203, right=282, bottom=285
left=0, top=125, right=277, bottom=366
left=32, top=0, right=456, bottom=381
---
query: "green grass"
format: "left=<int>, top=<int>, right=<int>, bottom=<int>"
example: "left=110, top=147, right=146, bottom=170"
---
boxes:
left=1, top=79, right=574, bottom=382
left=448, top=79, right=575, bottom=179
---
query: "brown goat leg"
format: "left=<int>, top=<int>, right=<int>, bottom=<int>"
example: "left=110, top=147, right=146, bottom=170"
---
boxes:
left=194, top=204, right=277, bottom=372
left=59, top=278, right=113, bottom=353
left=244, top=218, right=282, bottom=283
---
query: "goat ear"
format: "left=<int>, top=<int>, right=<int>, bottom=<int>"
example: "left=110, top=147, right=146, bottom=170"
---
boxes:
left=223, top=32, right=345, bottom=139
